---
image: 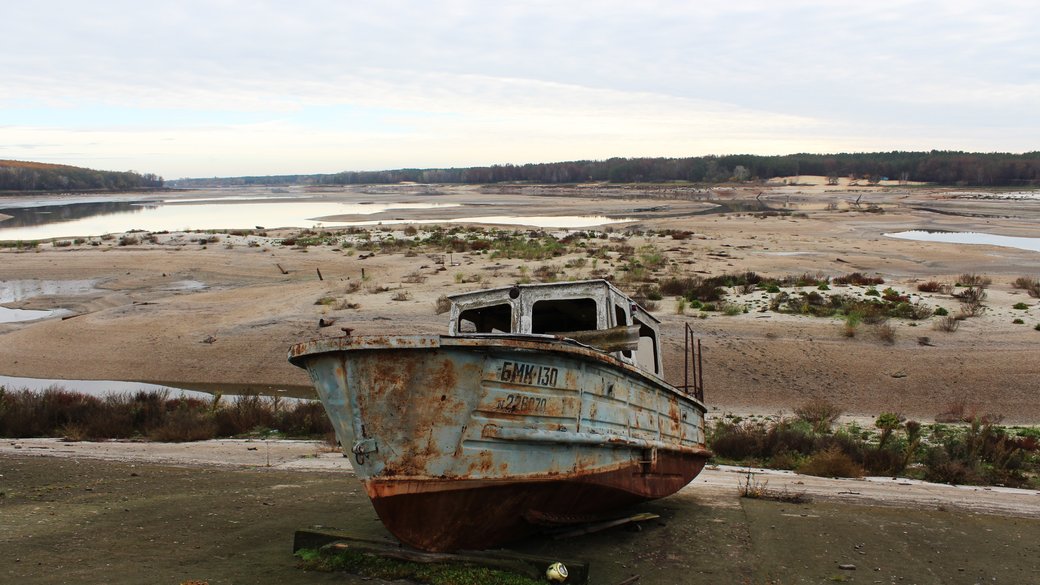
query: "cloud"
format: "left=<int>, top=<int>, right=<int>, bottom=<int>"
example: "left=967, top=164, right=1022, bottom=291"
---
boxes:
left=2, top=1, right=1038, bottom=175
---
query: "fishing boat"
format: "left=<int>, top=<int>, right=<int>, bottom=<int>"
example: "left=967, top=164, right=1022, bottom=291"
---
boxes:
left=288, top=279, right=709, bottom=552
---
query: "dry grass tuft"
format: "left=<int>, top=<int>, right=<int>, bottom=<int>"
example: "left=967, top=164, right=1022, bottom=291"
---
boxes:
left=1013, top=276, right=1040, bottom=298
left=434, top=295, right=452, bottom=314
left=797, top=445, right=864, bottom=478
left=794, top=398, right=842, bottom=434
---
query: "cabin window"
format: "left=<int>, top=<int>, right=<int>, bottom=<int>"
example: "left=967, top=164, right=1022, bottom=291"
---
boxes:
left=614, top=304, right=628, bottom=327
left=458, top=303, right=512, bottom=333
left=634, top=317, right=659, bottom=374
left=615, top=304, right=632, bottom=358
left=531, top=298, right=598, bottom=334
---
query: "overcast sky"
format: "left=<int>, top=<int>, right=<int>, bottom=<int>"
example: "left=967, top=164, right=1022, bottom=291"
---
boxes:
left=1, top=1, right=1037, bottom=178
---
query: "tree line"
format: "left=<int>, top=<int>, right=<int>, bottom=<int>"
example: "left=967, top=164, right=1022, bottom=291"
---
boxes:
left=316, top=151, right=1040, bottom=187
left=0, top=160, right=163, bottom=192
left=12, top=151, right=1040, bottom=191
left=168, top=151, right=1040, bottom=188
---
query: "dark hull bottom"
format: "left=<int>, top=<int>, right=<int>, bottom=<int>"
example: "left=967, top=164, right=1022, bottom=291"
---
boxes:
left=365, top=451, right=709, bottom=552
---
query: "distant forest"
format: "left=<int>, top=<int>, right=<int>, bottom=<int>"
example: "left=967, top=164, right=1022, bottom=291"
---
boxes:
left=0, top=160, right=164, bottom=192
left=169, top=151, right=1040, bottom=188
left=7, top=151, right=1040, bottom=192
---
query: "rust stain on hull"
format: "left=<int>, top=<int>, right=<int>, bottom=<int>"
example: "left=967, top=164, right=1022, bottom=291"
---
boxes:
left=366, top=453, right=708, bottom=552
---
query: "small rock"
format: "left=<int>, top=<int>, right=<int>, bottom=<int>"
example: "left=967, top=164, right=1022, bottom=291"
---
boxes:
left=838, top=564, right=856, bottom=571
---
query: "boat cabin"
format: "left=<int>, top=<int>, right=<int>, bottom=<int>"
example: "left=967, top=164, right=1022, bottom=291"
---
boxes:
left=446, top=280, right=663, bottom=377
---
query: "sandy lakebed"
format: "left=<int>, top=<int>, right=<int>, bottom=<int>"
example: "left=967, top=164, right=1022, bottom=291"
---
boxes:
left=2, top=179, right=1040, bottom=583
left=1, top=180, right=1038, bottom=421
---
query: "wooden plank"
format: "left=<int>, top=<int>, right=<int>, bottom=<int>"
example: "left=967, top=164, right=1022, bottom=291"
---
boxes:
left=293, top=528, right=590, bottom=584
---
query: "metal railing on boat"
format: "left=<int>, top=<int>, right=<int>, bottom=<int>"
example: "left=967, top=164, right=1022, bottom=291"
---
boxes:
left=679, top=322, right=704, bottom=402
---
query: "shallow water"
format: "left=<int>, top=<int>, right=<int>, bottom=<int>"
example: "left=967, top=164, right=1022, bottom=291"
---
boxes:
left=0, top=279, right=98, bottom=323
left=337, top=214, right=634, bottom=228
left=955, top=191, right=1040, bottom=201
left=0, top=199, right=461, bottom=241
left=885, top=230, right=1040, bottom=253
left=0, top=306, right=61, bottom=323
left=0, top=374, right=304, bottom=402
left=0, top=193, right=635, bottom=240
left=0, top=374, right=207, bottom=399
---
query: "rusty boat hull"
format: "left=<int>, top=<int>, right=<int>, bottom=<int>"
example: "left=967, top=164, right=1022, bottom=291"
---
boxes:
left=289, top=333, right=710, bottom=552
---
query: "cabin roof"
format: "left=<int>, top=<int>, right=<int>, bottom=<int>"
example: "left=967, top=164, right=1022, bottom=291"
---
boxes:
left=446, top=279, right=660, bottom=324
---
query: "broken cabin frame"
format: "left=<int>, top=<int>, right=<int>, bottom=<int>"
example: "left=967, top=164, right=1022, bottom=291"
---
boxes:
left=446, top=279, right=663, bottom=378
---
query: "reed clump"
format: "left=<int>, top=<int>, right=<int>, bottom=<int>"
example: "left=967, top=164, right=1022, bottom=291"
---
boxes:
left=708, top=400, right=1040, bottom=488
left=0, top=386, right=332, bottom=442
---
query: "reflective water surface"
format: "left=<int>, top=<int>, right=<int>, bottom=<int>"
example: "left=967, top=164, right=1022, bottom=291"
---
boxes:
left=0, top=193, right=637, bottom=241
left=885, top=230, right=1040, bottom=253
left=0, top=279, right=99, bottom=323
left=0, top=374, right=307, bottom=402
left=0, top=199, right=461, bottom=241
left=0, top=374, right=206, bottom=399
left=337, top=214, right=634, bottom=228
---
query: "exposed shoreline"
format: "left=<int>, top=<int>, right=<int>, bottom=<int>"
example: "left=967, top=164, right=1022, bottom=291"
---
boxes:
left=2, top=180, right=1039, bottom=422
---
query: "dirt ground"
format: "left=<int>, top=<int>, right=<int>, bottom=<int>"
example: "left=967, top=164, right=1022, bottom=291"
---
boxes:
left=3, top=181, right=1040, bottom=582
left=3, top=440, right=1040, bottom=584
left=1, top=180, right=1039, bottom=422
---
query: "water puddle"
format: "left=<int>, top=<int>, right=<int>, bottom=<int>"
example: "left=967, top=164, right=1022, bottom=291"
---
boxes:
left=955, top=191, right=1040, bottom=201
left=0, top=279, right=99, bottom=323
left=0, top=306, right=61, bottom=323
left=337, top=215, right=635, bottom=228
left=0, top=374, right=307, bottom=402
left=0, top=374, right=209, bottom=399
left=885, top=230, right=1040, bottom=253
left=161, top=279, right=208, bottom=292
